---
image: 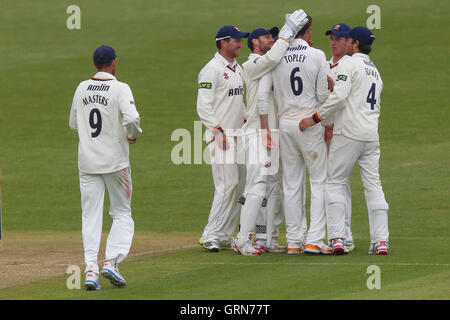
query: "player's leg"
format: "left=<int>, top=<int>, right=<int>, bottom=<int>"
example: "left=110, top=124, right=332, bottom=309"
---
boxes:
left=344, top=181, right=355, bottom=251
left=279, top=118, right=306, bottom=253
left=326, top=135, right=360, bottom=254
left=358, top=142, right=389, bottom=254
left=79, top=172, right=105, bottom=275
left=79, top=172, right=104, bottom=290
left=201, top=139, right=240, bottom=251
left=100, top=167, right=134, bottom=287
left=235, top=134, right=265, bottom=255
left=299, top=125, right=331, bottom=254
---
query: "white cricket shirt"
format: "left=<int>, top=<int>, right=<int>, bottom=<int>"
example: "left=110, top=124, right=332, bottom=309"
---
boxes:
left=196, top=52, right=245, bottom=134
left=258, top=38, right=329, bottom=121
left=69, top=72, right=142, bottom=174
left=241, top=39, right=289, bottom=133
left=317, top=53, right=383, bottom=142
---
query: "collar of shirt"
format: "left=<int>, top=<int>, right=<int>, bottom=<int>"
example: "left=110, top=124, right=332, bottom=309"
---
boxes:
left=329, top=54, right=351, bottom=66
left=92, top=71, right=116, bottom=81
left=291, top=38, right=309, bottom=47
left=248, top=52, right=261, bottom=60
left=352, top=52, right=369, bottom=60
left=215, top=51, right=237, bottom=69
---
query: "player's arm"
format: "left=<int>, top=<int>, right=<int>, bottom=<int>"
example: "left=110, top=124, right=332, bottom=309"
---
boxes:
left=196, top=68, right=227, bottom=149
left=257, top=73, right=275, bottom=149
left=69, top=88, right=79, bottom=130
left=246, top=10, right=309, bottom=81
left=119, top=84, right=142, bottom=143
left=299, top=61, right=353, bottom=131
left=315, top=52, right=330, bottom=103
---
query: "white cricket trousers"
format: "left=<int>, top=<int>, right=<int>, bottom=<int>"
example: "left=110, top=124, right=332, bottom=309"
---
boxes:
left=201, top=136, right=244, bottom=245
left=79, top=167, right=134, bottom=273
left=279, top=118, right=328, bottom=247
left=326, top=135, right=389, bottom=243
left=236, top=131, right=280, bottom=247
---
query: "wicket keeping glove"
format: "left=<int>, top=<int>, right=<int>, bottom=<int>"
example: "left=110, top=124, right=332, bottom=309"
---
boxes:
left=279, top=9, right=308, bottom=42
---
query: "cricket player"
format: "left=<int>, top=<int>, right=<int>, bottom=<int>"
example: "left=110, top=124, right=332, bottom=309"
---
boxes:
left=197, top=26, right=249, bottom=252
left=324, top=23, right=355, bottom=252
left=233, top=9, right=310, bottom=256
left=299, top=27, right=389, bottom=255
left=69, top=45, right=142, bottom=290
left=258, top=15, right=332, bottom=255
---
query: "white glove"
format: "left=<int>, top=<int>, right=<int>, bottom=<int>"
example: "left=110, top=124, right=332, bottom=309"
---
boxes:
left=279, top=9, right=309, bottom=42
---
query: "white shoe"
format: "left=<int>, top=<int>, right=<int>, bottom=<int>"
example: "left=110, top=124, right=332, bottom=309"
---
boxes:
left=266, top=239, right=286, bottom=253
left=344, top=240, right=356, bottom=252
left=287, top=243, right=305, bottom=255
left=304, top=242, right=333, bottom=255
left=84, top=270, right=101, bottom=290
left=254, top=239, right=270, bottom=253
left=233, top=240, right=262, bottom=256
left=369, top=241, right=389, bottom=255
left=202, top=240, right=219, bottom=252
left=100, top=260, right=127, bottom=287
left=330, top=238, right=346, bottom=255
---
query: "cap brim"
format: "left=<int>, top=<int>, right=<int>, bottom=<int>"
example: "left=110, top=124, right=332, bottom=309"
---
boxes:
left=233, top=31, right=250, bottom=38
left=325, top=29, right=350, bottom=37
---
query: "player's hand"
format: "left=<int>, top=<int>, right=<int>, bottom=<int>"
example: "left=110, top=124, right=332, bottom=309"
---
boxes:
left=324, top=125, right=333, bottom=147
left=327, top=75, right=335, bottom=92
left=215, top=131, right=229, bottom=150
left=262, top=129, right=276, bottom=150
left=299, top=117, right=316, bottom=132
left=128, top=138, right=137, bottom=144
left=279, top=9, right=308, bottom=42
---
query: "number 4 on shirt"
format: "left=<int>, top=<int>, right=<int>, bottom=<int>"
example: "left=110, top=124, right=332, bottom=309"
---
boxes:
left=367, top=83, right=376, bottom=110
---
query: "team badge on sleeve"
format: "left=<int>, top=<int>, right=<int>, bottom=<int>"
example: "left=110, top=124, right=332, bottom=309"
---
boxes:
left=199, top=82, right=212, bottom=89
left=337, top=75, right=348, bottom=81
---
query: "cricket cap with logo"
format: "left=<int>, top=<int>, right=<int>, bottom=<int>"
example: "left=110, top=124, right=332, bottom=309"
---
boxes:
left=349, top=26, right=375, bottom=45
left=325, top=23, right=351, bottom=37
left=93, top=45, right=118, bottom=66
left=215, top=26, right=249, bottom=41
left=247, top=27, right=279, bottom=49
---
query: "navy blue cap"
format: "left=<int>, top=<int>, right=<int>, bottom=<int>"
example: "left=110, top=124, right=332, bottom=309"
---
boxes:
left=325, top=24, right=351, bottom=37
left=248, top=27, right=279, bottom=49
left=215, top=26, right=249, bottom=41
left=93, top=45, right=118, bottom=66
left=349, top=26, right=375, bottom=45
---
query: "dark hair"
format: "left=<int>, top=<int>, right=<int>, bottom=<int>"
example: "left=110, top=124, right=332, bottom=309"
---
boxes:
left=95, top=59, right=114, bottom=70
left=216, top=38, right=230, bottom=50
left=296, top=15, right=312, bottom=37
left=352, top=38, right=371, bottom=55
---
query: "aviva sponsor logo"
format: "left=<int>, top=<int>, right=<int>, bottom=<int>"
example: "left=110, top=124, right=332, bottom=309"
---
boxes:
left=199, top=82, right=212, bottom=89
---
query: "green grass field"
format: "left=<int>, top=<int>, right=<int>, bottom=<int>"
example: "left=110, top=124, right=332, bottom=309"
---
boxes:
left=0, top=0, right=449, bottom=301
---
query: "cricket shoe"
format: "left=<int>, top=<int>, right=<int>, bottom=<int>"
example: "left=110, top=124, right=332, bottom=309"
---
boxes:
left=287, top=243, right=305, bottom=255
left=330, top=238, right=346, bottom=255
left=304, top=242, right=333, bottom=255
left=100, top=260, right=127, bottom=287
left=254, top=239, right=270, bottom=253
left=232, top=240, right=262, bottom=256
left=84, top=270, right=101, bottom=290
left=344, top=240, right=356, bottom=252
left=202, top=240, right=219, bottom=252
left=266, top=239, right=286, bottom=253
left=369, top=241, right=389, bottom=255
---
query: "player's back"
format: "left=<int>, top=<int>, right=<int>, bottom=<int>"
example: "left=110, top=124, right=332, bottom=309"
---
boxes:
left=71, top=72, right=138, bottom=174
left=271, top=38, right=328, bottom=121
left=335, top=53, right=383, bottom=142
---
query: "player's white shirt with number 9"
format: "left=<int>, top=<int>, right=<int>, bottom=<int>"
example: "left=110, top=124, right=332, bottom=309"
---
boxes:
left=69, top=71, right=142, bottom=174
